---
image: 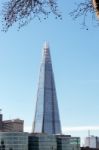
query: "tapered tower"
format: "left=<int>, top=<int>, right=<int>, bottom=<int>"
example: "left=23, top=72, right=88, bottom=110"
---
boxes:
left=33, top=42, right=61, bottom=134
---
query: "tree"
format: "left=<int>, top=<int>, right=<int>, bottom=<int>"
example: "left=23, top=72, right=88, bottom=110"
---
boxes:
left=70, top=0, right=99, bottom=28
left=1, top=0, right=99, bottom=31
left=1, top=0, right=62, bottom=32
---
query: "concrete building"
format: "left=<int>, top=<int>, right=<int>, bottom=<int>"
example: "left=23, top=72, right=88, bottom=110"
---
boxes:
left=0, top=132, right=28, bottom=150
left=84, top=136, right=99, bottom=148
left=0, top=112, right=24, bottom=132
left=2, top=119, right=24, bottom=132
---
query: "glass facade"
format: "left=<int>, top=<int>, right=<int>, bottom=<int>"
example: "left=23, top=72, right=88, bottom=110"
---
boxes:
left=33, top=42, right=61, bottom=134
left=0, top=132, right=28, bottom=150
left=56, top=135, right=80, bottom=150
left=29, top=134, right=57, bottom=150
left=29, top=134, right=80, bottom=150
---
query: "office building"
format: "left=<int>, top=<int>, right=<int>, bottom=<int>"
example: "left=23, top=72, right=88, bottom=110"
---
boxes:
left=0, top=132, right=28, bottom=150
left=33, top=42, right=61, bottom=134
left=29, top=133, right=57, bottom=150
left=56, top=135, right=80, bottom=150
left=84, top=136, right=99, bottom=148
left=2, top=119, right=24, bottom=132
left=28, top=133, right=80, bottom=150
left=0, top=112, right=24, bottom=132
left=0, top=42, right=80, bottom=150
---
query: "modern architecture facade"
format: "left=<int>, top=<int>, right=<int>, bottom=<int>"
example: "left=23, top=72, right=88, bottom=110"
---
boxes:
left=0, top=112, right=24, bottom=132
left=33, top=42, right=61, bottom=134
left=29, top=133, right=57, bottom=150
left=0, top=132, right=28, bottom=150
left=2, top=119, right=24, bottom=132
left=0, top=42, right=81, bottom=150
left=28, top=133, right=80, bottom=150
left=84, top=136, right=99, bottom=148
left=56, top=135, right=80, bottom=150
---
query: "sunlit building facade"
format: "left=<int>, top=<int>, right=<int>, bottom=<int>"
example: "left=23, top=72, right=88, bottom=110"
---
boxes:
left=33, top=42, right=61, bottom=134
left=0, top=132, right=28, bottom=150
left=29, top=133, right=57, bottom=150
left=56, top=135, right=80, bottom=150
left=0, top=113, right=24, bottom=132
left=84, top=136, right=99, bottom=148
left=28, top=134, right=80, bottom=150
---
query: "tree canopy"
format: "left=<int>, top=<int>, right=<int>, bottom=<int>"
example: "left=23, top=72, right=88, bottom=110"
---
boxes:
left=70, top=0, right=99, bottom=28
left=1, top=0, right=99, bottom=31
left=2, top=0, right=62, bottom=31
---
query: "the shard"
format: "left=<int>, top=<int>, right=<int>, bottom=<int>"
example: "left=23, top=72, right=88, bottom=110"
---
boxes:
left=33, top=42, right=61, bottom=134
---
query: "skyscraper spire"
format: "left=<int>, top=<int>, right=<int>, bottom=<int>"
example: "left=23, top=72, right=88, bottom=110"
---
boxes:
left=42, top=41, right=51, bottom=64
left=33, top=42, right=61, bottom=134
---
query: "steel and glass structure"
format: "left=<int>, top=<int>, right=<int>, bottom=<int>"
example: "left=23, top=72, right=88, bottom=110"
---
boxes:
left=29, top=134, right=80, bottom=150
left=56, top=135, right=80, bottom=150
left=29, top=134, right=57, bottom=150
left=0, top=132, right=28, bottom=150
left=33, top=42, right=61, bottom=134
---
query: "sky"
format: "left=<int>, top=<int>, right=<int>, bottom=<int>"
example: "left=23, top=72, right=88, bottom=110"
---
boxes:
left=0, top=0, right=99, bottom=145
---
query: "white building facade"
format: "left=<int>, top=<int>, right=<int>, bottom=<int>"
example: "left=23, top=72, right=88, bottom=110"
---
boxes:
left=84, top=136, right=99, bottom=148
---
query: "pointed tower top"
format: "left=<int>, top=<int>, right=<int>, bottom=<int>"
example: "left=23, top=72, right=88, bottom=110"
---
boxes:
left=43, top=41, right=49, bottom=49
left=42, top=41, right=51, bottom=63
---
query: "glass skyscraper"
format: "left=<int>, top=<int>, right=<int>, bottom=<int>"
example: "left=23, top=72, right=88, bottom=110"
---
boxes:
left=33, top=42, right=61, bottom=134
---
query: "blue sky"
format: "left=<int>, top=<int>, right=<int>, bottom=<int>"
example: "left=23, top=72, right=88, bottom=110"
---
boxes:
left=0, top=0, right=99, bottom=144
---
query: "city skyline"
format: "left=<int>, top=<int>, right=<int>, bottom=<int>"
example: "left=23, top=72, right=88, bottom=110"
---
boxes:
left=0, top=0, right=99, bottom=145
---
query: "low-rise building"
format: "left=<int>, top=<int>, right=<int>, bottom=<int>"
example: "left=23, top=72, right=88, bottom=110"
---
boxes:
left=56, top=135, right=80, bottom=150
left=84, top=136, right=99, bottom=148
left=0, top=132, right=28, bottom=150
left=28, top=133, right=80, bottom=150
left=2, top=119, right=24, bottom=132
left=0, top=112, right=24, bottom=132
left=29, top=133, right=57, bottom=150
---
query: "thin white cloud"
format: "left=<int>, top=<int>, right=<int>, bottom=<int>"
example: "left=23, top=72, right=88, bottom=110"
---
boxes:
left=24, top=125, right=99, bottom=133
left=62, top=126, right=99, bottom=132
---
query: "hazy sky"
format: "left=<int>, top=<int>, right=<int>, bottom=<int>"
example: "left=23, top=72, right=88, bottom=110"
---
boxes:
left=0, top=0, right=99, bottom=144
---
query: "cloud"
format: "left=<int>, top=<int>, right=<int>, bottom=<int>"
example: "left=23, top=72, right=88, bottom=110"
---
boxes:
left=62, top=126, right=99, bottom=132
left=24, top=125, right=99, bottom=133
